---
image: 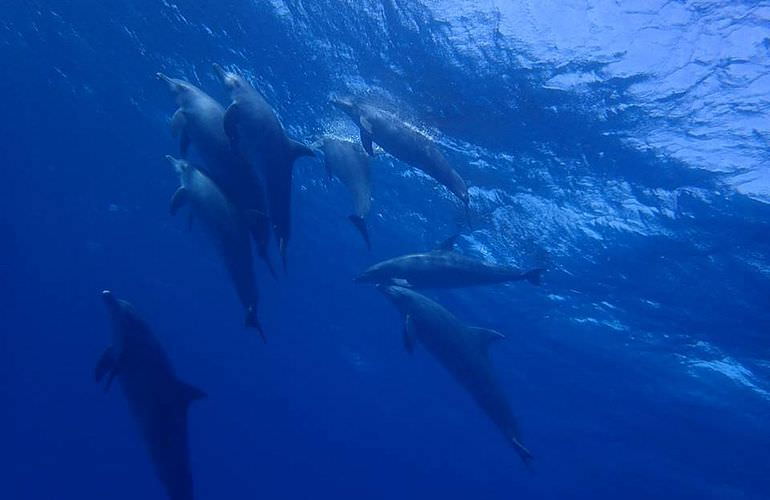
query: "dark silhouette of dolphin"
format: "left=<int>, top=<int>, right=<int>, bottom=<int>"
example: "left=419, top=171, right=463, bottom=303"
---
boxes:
left=96, top=290, right=205, bottom=500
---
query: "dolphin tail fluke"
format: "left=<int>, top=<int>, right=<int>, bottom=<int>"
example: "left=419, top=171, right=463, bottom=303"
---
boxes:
left=348, top=215, right=371, bottom=250
left=511, top=437, right=534, bottom=467
left=245, top=306, right=267, bottom=343
left=289, top=139, right=316, bottom=160
left=177, top=380, right=207, bottom=404
left=523, top=268, right=546, bottom=286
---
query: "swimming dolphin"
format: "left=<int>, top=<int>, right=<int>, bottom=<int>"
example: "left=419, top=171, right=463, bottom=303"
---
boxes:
left=378, top=285, right=533, bottom=464
left=355, top=236, right=544, bottom=288
left=212, top=63, right=315, bottom=270
left=166, top=155, right=265, bottom=340
left=156, top=72, right=275, bottom=276
left=331, top=96, right=469, bottom=208
left=96, top=290, right=205, bottom=500
left=321, top=138, right=372, bottom=248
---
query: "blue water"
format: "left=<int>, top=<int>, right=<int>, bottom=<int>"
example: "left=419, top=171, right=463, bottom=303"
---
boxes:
left=3, top=1, right=770, bottom=499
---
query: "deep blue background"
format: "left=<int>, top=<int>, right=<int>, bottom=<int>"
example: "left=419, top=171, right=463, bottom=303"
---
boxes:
left=3, top=1, right=770, bottom=499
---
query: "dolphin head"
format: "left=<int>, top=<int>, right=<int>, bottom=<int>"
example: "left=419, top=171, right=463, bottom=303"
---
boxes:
left=165, top=155, right=191, bottom=175
left=330, top=95, right=359, bottom=120
left=156, top=73, right=196, bottom=103
left=376, top=285, right=417, bottom=313
left=101, top=290, right=137, bottom=346
left=353, top=262, right=387, bottom=284
left=213, top=63, right=247, bottom=93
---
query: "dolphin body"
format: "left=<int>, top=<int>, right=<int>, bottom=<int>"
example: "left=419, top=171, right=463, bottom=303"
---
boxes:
left=356, top=237, right=544, bottom=288
left=321, top=138, right=372, bottom=248
left=96, top=290, right=205, bottom=500
left=331, top=97, right=469, bottom=208
left=213, top=64, right=315, bottom=270
left=378, top=285, right=533, bottom=464
left=166, top=156, right=265, bottom=339
left=156, top=73, right=274, bottom=276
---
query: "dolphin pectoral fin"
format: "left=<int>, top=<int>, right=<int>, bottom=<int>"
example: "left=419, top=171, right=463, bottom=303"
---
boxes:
left=289, top=139, right=316, bottom=160
left=177, top=380, right=207, bottom=404
left=360, top=129, right=374, bottom=156
left=94, top=347, right=118, bottom=392
left=348, top=215, right=371, bottom=250
left=467, top=327, right=505, bottom=353
left=170, top=110, right=190, bottom=157
left=94, top=347, right=115, bottom=383
left=403, top=314, right=416, bottom=354
left=169, top=187, right=189, bottom=216
left=391, top=278, right=412, bottom=288
left=223, top=103, right=240, bottom=150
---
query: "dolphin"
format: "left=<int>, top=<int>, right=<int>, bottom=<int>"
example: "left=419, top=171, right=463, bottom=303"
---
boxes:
left=212, top=63, right=315, bottom=270
left=378, top=285, right=533, bottom=464
left=156, top=72, right=275, bottom=276
left=321, top=138, right=372, bottom=248
left=96, top=290, right=205, bottom=500
left=355, top=236, right=544, bottom=288
left=166, top=155, right=265, bottom=340
left=331, top=96, right=469, bottom=208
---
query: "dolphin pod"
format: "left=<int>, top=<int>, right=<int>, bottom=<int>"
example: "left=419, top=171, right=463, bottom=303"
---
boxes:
left=97, top=290, right=206, bottom=500
left=97, top=61, right=545, bottom=500
left=378, top=285, right=533, bottom=465
left=156, top=73, right=276, bottom=276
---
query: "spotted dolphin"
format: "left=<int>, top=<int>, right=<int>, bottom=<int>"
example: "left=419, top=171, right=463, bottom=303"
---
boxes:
left=166, top=155, right=265, bottom=339
left=331, top=96, right=469, bottom=208
left=96, top=290, right=205, bottom=500
left=378, top=285, right=533, bottom=464
left=213, top=63, right=315, bottom=270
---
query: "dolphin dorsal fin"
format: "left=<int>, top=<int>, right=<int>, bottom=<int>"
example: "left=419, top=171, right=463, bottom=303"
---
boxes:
left=435, top=234, right=461, bottom=252
left=169, top=187, right=189, bottom=216
left=289, top=139, right=316, bottom=160
left=177, top=380, right=207, bottom=404
left=467, top=327, right=505, bottom=352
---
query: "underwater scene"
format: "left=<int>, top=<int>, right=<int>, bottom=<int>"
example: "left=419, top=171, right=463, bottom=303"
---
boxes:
left=2, top=1, right=770, bottom=499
